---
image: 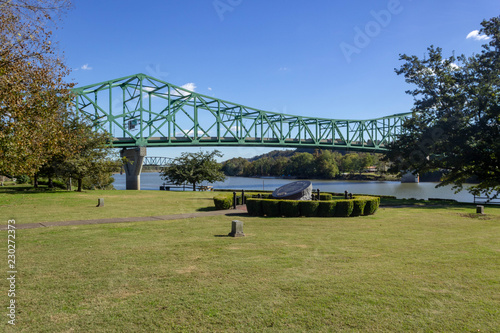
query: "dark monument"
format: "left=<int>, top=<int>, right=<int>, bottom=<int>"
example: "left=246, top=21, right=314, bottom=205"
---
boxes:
left=272, top=181, right=313, bottom=201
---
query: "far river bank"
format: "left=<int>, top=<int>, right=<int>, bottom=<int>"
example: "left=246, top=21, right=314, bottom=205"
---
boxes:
left=112, top=173, right=478, bottom=203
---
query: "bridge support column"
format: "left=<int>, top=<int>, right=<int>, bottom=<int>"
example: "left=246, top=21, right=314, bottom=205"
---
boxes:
left=401, top=171, right=419, bottom=183
left=121, top=147, right=147, bottom=190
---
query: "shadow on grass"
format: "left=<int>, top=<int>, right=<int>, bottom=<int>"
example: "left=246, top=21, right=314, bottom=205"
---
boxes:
left=0, top=185, right=68, bottom=195
left=196, top=207, right=218, bottom=212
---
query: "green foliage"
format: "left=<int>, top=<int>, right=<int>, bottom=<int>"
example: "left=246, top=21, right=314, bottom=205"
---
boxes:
left=221, top=157, right=250, bottom=176
left=261, top=200, right=282, bottom=217
left=52, top=117, right=119, bottom=192
left=222, top=149, right=383, bottom=179
left=351, top=199, right=367, bottom=217
left=385, top=16, right=500, bottom=201
left=15, top=175, right=31, bottom=184
left=0, top=1, right=74, bottom=177
left=213, top=194, right=232, bottom=210
left=299, top=201, right=320, bottom=217
left=319, top=193, right=333, bottom=201
left=245, top=198, right=262, bottom=216
left=162, top=150, right=226, bottom=191
left=37, top=178, right=66, bottom=189
left=335, top=200, right=354, bottom=217
left=317, top=201, right=336, bottom=217
left=244, top=196, right=378, bottom=218
left=363, top=197, right=381, bottom=215
left=280, top=200, right=301, bottom=217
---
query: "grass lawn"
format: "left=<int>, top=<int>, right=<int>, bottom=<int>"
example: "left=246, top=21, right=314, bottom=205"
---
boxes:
left=1, top=188, right=499, bottom=332
left=0, top=186, right=217, bottom=224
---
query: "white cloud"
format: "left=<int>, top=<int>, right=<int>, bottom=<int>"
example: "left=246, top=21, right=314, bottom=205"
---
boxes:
left=181, top=83, right=196, bottom=92
left=175, top=129, right=205, bottom=137
left=81, top=64, right=93, bottom=70
left=208, top=87, right=212, bottom=91
left=279, top=67, right=290, bottom=71
left=466, top=30, right=490, bottom=41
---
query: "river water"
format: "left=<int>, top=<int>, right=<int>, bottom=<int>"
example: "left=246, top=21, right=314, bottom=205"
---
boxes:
left=112, top=173, right=476, bottom=203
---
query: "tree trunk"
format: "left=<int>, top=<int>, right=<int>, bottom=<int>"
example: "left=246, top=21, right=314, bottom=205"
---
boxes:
left=33, top=173, right=38, bottom=188
left=48, top=176, right=54, bottom=188
left=192, top=182, right=196, bottom=191
left=77, top=178, right=83, bottom=192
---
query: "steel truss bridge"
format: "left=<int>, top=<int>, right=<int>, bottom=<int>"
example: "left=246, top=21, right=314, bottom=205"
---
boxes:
left=72, top=73, right=412, bottom=152
left=143, top=156, right=172, bottom=167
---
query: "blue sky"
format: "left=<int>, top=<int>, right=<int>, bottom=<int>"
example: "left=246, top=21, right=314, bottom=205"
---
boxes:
left=56, top=0, right=499, bottom=161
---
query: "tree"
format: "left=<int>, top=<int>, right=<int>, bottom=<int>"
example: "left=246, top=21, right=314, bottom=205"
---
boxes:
left=221, top=157, right=250, bottom=176
left=385, top=16, right=500, bottom=200
left=161, top=150, right=226, bottom=191
left=286, top=153, right=315, bottom=179
left=314, top=150, right=339, bottom=179
left=0, top=0, right=73, bottom=176
left=55, top=117, right=118, bottom=192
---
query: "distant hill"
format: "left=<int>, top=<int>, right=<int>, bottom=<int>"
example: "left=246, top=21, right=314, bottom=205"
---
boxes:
left=246, top=148, right=348, bottom=162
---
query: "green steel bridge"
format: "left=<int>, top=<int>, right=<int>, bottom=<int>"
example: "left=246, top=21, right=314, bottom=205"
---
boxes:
left=73, top=73, right=411, bottom=152
left=72, top=73, right=413, bottom=189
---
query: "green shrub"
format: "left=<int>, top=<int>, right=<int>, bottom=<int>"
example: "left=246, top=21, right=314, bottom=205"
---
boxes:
left=351, top=199, right=367, bottom=217
left=261, top=200, right=282, bottom=217
left=37, top=178, right=66, bottom=189
left=319, top=193, right=333, bottom=201
left=335, top=200, right=354, bottom=217
left=246, top=198, right=262, bottom=216
left=363, top=197, right=380, bottom=215
left=280, top=200, right=301, bottom=217
left=213, top=194, right=232, bottom=210
left=317, top=201, right=336, bottom=217
left=299, top=201, right=320, bottom=217
left=15, top=175, right=31, bottom=184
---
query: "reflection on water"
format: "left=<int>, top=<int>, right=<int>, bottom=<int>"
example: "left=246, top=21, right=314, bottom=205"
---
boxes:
left=113, top=173, right=475, bottom=203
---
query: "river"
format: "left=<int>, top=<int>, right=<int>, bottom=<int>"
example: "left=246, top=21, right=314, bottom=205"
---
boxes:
left=112, top=173, right=476, bottom=203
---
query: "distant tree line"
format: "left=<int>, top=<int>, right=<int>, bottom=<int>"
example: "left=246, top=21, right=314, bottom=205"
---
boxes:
left=222, top=150, right=387, bottom=179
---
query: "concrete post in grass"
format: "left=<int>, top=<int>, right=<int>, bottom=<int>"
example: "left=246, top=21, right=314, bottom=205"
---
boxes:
left=476, top=205, right=484, bottom=214
left=228, top=220, right=245, bottom=237
left=97, top=198, right=104, bottom=207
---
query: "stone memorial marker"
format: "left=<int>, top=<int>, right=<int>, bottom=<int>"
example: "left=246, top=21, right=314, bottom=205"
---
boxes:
left=96, top=198, right=104, bottom=207
left=272, top=181, right=312, bottom=201
left=228, top=220, right=245, bottom=237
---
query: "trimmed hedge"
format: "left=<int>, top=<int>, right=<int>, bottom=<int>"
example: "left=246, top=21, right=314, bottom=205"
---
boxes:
left=281, top=200, right=301, bottom=217
left=261, top=199, right=282, bottom=217
left=363, top=197, right=380, bottom=215
left=299, top=200, right=319, bottom=217
left=319, top=193, right=333, bottom=201
left=351, top=199, right=367, bottom=217
left=217, top=193, right=380, bottom=218
left=334, top=200, right=354, bottom=217
left=246, top=198, right=262, bottom=216
left=317, top=201, right=336, bottom=217
left=213, top=194, right=232, bottom=210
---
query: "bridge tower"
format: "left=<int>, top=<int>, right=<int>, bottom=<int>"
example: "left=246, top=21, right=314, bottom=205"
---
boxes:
left=121, top=147, right=147, bottom=190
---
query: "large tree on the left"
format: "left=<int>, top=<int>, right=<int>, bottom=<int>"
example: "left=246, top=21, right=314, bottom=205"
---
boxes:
left=0, top=0, right=74, bottom=176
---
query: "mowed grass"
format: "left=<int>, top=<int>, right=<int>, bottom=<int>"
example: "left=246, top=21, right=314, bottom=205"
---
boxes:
left=0, top=186, right=217, bottom=224
left=1, top=201, right=499, bottom=332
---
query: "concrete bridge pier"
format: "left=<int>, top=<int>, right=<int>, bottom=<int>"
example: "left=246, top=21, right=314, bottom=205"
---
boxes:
left=401, top=171, right=419, bottom=183
left=121, top=147, right=147, bottom=190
